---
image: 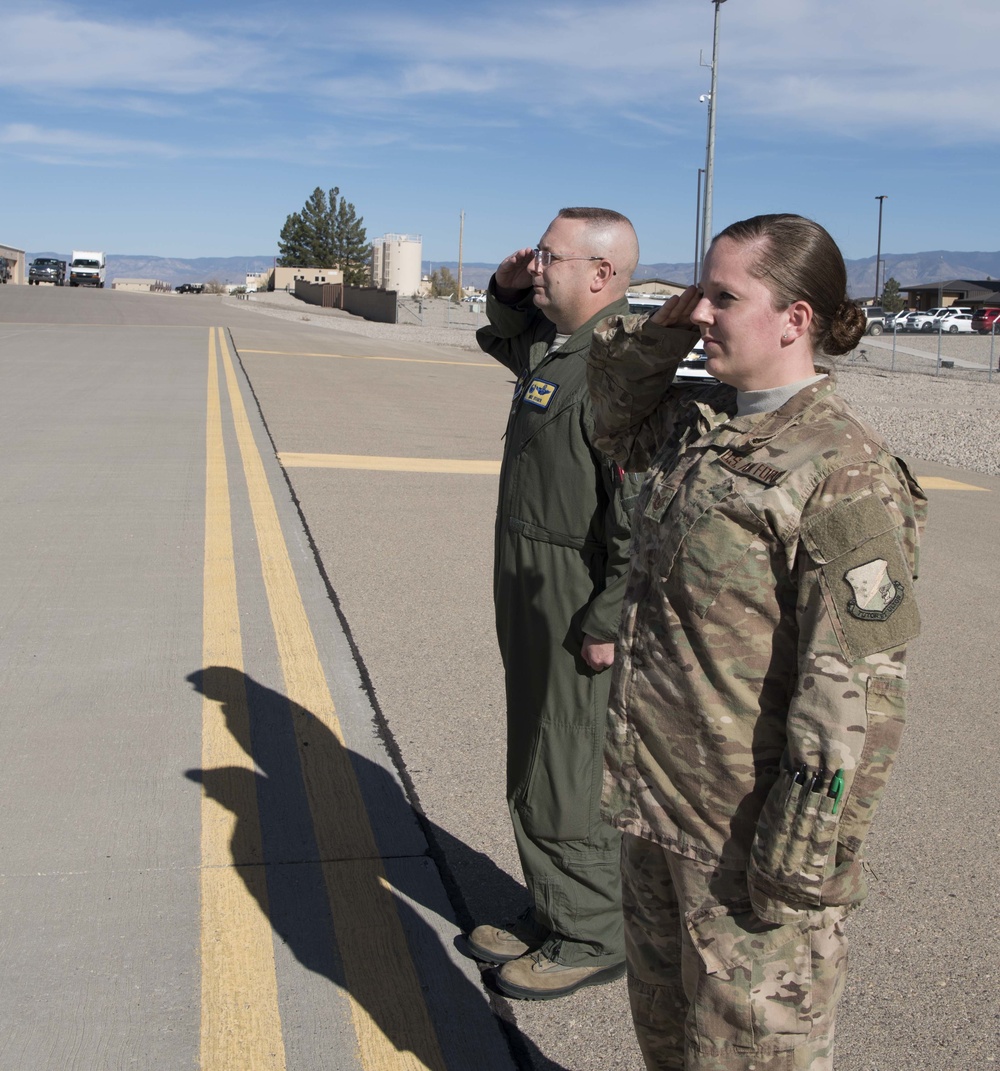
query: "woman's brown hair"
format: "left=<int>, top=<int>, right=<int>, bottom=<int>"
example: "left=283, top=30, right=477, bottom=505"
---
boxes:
left=713, top=214, right=865, bottom=357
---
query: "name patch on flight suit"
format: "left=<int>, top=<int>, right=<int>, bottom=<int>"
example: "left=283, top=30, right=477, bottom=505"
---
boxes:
left=524, top=378, right=558, bottom=409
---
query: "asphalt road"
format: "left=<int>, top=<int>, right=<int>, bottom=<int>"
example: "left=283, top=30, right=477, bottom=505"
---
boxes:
left=0, top=286, right=996, bottom=1071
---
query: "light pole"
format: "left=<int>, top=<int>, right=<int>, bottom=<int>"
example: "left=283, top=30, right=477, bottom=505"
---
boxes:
left=694, top=168, right=705, bottom=284
left=874, top=195, right=888, bottom=304
left=697, top=97, right=710, bottom=280
left=700, top=0, right=728, bottom=279
left=457, top=210, right=465, bottom=301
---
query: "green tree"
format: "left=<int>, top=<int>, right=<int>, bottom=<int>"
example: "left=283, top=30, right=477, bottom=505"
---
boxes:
left=277, top=186, right=370, bottom=286
left=276, top=208, right=313, bottom=267
left=331, top=194, right=370, bottom=287
left=880, top=276, right=903, bottom=314
left=429, top=266, right=459, bottom=299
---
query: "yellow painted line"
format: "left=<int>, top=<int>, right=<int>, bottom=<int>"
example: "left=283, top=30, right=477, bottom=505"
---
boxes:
left=918, top=475, right=990, bottom=491
left=240, top=347, right=493, bottom=368
left=280, top=451, right=501, bottom=475
left=217, top=328, right=446, bottom=1071
left=201, top=329, right=287, bottom=1070
left=279, top=458, right=993, bottom=487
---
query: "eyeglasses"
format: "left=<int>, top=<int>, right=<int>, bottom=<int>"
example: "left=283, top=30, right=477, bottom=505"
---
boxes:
left=532, top=248, right=608, bottom=268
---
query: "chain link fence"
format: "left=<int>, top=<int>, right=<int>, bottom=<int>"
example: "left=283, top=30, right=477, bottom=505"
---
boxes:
left=400, top=297, right=1000, bottom=386
left=846, top=324, right=999, bottom=384
left=397, top=295, right=487, bottom=331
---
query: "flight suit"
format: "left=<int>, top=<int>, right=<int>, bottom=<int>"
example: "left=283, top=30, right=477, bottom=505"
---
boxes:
left=476, top=283, right=636, bottom=966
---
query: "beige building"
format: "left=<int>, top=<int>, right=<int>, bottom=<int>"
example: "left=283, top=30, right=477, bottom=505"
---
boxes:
left=246, top=270, right=271, bottom=292
left=371, top=234, right=422, bottom=296
left=264, top=266, right=344, bottom=292
left=1, top=242, right=27, bottom=285
left=112, top=278, right=169, bottom=292
left=627, top=277, right=688, bottom=298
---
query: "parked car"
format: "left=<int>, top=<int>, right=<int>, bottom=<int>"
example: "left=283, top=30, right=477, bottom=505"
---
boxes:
left=922, top=306, right=970, bottom=325
left=903, top=308, right=966, bottom=332
left=627, top=293, right=667, bottom=315
left=932, top=306, right=972, bottom=322
left=860, top=306, right=885, bottom=335
left=971, top=307, right=1000, bottom=334
left=905, top=311, right=938, bottom=332
left=674, top=340, right=717, bottom=384
left=175, top=283, right=204, bottom=294
left=936, top=314, right=974, bottom=333
left=884, top=310, right=911, bottom=331
left=920, top=308, right=972, bottom=332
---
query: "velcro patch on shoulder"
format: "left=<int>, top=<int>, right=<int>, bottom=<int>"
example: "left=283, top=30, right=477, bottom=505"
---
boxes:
left=801, top=489, right=895, bottom=564
left=802, top=492, right=920, bottom=659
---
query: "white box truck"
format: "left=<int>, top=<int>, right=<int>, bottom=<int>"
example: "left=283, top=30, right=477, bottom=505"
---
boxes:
left=69, top=251, right=106, bottom=288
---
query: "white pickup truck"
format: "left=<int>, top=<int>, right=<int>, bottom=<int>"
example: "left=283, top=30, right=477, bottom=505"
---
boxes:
left=69, top=250, right=106, bottom=288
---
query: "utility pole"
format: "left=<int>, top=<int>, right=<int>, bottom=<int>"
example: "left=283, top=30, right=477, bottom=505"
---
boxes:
left=700, top=0, right=728, bottom=278
left=694, top=168, right=704, bottom=284
left=457, top=210, right=465, bottom=302
left=874, top=195, right=888, bottom=304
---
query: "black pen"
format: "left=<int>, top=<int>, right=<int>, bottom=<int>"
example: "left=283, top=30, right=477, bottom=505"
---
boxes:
left=808, top=769, right=827, bottom=793
left=786, top=763, right=809, bottom=805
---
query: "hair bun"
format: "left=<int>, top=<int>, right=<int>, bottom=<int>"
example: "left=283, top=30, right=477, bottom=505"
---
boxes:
left=826, top=299, right=866, bottom=356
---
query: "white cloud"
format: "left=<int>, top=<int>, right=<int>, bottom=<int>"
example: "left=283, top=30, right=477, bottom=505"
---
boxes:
left=0, top=122, right=180, bottom=161
left=2, top=123, right=177, bottom=156
left=310, top=0, right=1000, bottom=142
left=3, top=0, right=999, bottom=157
left=400, top=64, right=503, bottom=96
left=719, top=0, right=1000, bottom=138
left=0, top=5, right=269, bottom=95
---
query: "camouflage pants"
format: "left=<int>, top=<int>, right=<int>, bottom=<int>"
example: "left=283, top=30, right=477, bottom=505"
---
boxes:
left=621, top=834, right=850, bottom=1071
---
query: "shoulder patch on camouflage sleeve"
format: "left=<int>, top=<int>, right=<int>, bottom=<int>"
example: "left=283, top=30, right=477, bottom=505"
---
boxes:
left=802, top=491, right=920, bottom=660
left=843, top=559, right=904, bottom=621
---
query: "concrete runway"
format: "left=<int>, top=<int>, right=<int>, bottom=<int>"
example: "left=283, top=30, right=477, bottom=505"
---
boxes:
left=1, top=286, right=996, bottom=1070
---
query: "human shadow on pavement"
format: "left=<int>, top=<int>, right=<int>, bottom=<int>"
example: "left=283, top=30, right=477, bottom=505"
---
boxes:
left=185, top=666, right=569, bottom=1071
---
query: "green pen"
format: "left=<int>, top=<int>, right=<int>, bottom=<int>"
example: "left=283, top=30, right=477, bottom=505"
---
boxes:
left=828, top=769, right=845, bottom=814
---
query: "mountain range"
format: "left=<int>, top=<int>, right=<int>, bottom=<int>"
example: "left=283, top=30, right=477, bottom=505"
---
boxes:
left=27, top=250, right=1000, bottom=300
left=635, top=250, right=1000, bottom=301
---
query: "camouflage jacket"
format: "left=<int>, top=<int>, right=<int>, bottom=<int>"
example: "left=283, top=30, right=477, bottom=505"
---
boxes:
left=588, top=317, right=928, bottom=922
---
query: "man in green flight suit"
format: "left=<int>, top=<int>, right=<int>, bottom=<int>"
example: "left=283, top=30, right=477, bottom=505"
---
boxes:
left=467, top=207, right=641, bottom=1000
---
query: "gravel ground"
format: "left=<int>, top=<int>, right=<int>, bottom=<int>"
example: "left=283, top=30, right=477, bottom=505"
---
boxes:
left=225, top=292, right=1000, bottom=476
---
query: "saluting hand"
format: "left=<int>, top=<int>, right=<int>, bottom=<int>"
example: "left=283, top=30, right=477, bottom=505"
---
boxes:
left=649, top=284, right=703, bottom=328
left=495, top=247, right=536, bottom=297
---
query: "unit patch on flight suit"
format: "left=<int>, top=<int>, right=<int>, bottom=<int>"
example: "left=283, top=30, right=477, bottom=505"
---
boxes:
left=524, top=378, right=558, bottom=409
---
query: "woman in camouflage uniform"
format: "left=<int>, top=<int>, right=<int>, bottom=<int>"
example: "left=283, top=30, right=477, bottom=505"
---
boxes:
left=587, top=215, right=927, bottom=1070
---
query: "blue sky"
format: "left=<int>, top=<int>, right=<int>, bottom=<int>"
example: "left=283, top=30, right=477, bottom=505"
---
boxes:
left=2, top=0, right=998, bottom=266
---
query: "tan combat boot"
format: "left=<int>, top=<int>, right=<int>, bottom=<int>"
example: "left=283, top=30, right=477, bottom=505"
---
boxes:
left=466, top=909, right=550, bottom=964
left=496, top=950, right=626, bottom=1000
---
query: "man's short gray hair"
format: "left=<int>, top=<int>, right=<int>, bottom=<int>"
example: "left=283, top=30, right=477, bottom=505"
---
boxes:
left=557, top=207, right=634, bottom=229
left=556, top=207, right=639, bottom=286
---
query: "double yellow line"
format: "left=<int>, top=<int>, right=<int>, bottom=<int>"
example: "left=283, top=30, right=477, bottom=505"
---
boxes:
left=199, top=327, right=446, bottom=1070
